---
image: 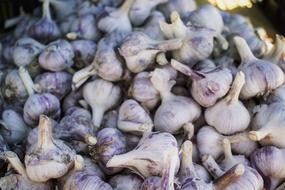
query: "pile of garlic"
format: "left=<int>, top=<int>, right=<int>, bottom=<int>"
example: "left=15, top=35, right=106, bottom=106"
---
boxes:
left=0, top=0, right=284, bottom=189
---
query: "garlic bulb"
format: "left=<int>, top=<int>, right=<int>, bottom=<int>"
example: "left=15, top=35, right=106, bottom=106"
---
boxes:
left=0, top=151, right=54, bottom=190
left=205, top=71, right=250, bottom=135
left=25, top=115, right=76, bottom=182
left=218, top=138, right=250, bottom=171
left=34, top=71, right=72, bottom=99
left=0, top=109, right=29, bottom=145
left=197, top=126, right=258, bottom=159
left=71, top=40, right=97, bottom=69
left=98, top=0, right=133, bottom=34
left=23, top=93, right=61, bottom=126
left=160, top=12, right=216, bottom=66
left=119, top=32, right=182, bottom=73
left=68, top=14, right=100, bottom=41
left=118, top=99, right=153, bottom=135
left=251, top=146, right=285, bottom=190
left=128, top=72, right=160, bottom=110
left=72, top=34, right=124, bottom=89
left=2, top=69, right=28, bottom=105
left=102, top=110, right=118, bottom=129
left=0, top=134, right=9, bottom=168
left=90, top=128, right=127, bottom=175
left=234, top=36, right=284, bottom=99
left=83, top=79, right=121, bottom=128
left=39, top=40, right=74, bottom=72
left=28, top=0, right=61, bottom=43
left=158, top=0, right=197, bottom=21
left=63, top=155, right=113, bottom=190
left=171, top=59, right=232, bottom=107
left=141, top=176, right=161, bottom=190
left=109, top=174, right=143, bottom=190
left=269, top=84, right=285, bottom=103
left=82, top=156, right=106, bottom=179
left=77, top=0, right=99, bottom=16
left=62, top=88, right=83, bottom=112
left=107, top=132, right=179, bottom=178
left=264, top=35, right=285, bottom=70
left=151, top=67, right=201, bottom=135
left=188, top=4, right=228, bottom=50
left=193, top=59, right=216, bottom=72
left=48, top=0, right=77, bottom=21
left=2, top=35, right=16, bottom=63
left=129, top=0, right=167, bottom=26
left=141, top=11, right=166, bottom=40
left=250, top=102, right=285, bottom=148
left=13, top=37, right=45, bottom=67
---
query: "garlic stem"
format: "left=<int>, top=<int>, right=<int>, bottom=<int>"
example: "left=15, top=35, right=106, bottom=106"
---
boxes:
left=227, top=132, right=250, bottom=143
left=225, top=71, right=245, bottom=104
left=155, top=39, right=183, bottom=51
left=156, top=53, right=168, bottom=65
left=72, top=65, right=97, bottom=90
left=92, top=106, right=105, bottom=129
left=74, top=155, right=84, bottom=171
left=18, top=66, right=35, bottom=96
left=42, top=0, right=52, bottom=21
left=78, top=99, right=89, bottom=110
left=216, top=34, right=229, bottom=50
left=248, top=130, right=269, bottom=141
left=5, top=151, right=27, bottom=177
left=202, top=154, right=224, bottom=178
left=213, top=164, right=245, bottom=190
left=84, top=134, right=97, bottom=145
left=265, top=35, right=285, bottom=64
left=170, top=11, right=187, bottom=37
left=222, top=138, right=233, bottom=161
left=119, top=0, right=134, bottom=13
left=161, top=149, right=177, bottom=190
left=182, top=123, right=194, bottom=140
left=119, top=121, right=153, bottom=133
left=66, top=32, right=78, bottom=40
left=233, top=36, right=256, bottom=63
left=37, top=115, right=54, bottom=150
left=4, top=15, right=23, bottom=29
left=171, top=59, right=205, bottom=80
left=181, top=141, right=196, bottom=178
left=0, top=120, right=9, bottom=130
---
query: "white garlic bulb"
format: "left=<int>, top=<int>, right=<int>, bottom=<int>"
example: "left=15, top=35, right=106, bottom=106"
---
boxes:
left=197, top=126, right=258, bottom=159
left=83, top=79, right=121, bottom=128
left=234, top=36, right=284, bottom=99
left=160, top=11, right=216, bottom=66
left=171, top=59, right=233, bottom=107
left=141, top=11, right=166, bottom=40
left=250, top=102, right=285, bottom=148
left=118, top=99, right=153, bottom=135
left=151, top=67, right=201, bottom=136
left=269, top=84, right=285, bottom=103
left=107, top=132, right=179, bottom=178
left=205, top=71, right=250, bottom=135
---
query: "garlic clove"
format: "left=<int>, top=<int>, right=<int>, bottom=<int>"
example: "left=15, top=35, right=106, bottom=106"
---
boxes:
left=129, top=0, right=167, bottom=26
left=25, top=115, right=76, bottom=182
left=171, top=59, right=233, bottom=107
left=89, top=128, right=127, bottom=175
left=234, top=36, right=284, bottom=99
left=98, top=0, right=134, bottom=34
left=118, top=99, right=153, bottom=135
left=119, top=31, right=182, bottom=73
left=205, top=71, right=250, bottom=135
left=106, top=132, right=179, bottom=178
left=83, top=79, right=121, bottom=128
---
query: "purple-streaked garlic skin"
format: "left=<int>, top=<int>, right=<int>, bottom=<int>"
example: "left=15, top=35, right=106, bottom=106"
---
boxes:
left=39, top=40, right=74, bottom=72
left=251, top=146, right=285, bottom=190
left=2, top=69, right=28, bottom=105
left=142, top=11, right=166, bottom=41
left=82, top=156, right=106, bottom=180
left=109, top=174, right=143, bottom=190
left=34, top=71, right=72, bottom=99
left=180, top=177, right=213, bottom=190
left=90, top=128, right=127, bottom=175
left=141, top=176, right=162, bottom=190
left=102, top=110, right=118, bottom=129
left=128, top=72, right=160, bottom=110
left=63, top=172, right=113, bottom=190
left=1, top=35, right=16, bottom=63
left=62, top=88, right=83, bottom=113
left=23, top=93, right=61, bottom=126
left=65, top=106, right=91, bottom=119
left=71, top=40, right=97, bottom=69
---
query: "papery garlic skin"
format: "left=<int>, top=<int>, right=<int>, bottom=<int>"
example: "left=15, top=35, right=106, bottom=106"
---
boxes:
left=128, top=72, right=160, bottom=110
left=102, top=110, right=118, bottom=129
left=90, top=128, right=127, bottom=175
left=151, top=68, right=201, bottom=134
left=251, top=146, right=285, bottom=190
left=83, top=79, right=121, bottom=128
left=264, top=35, right=285, bottom=69
left=141, top=176, right=161, bottom=190
left=234, top=36, right=284, bottom=99
left=129, top=0, right=167, bottom=26
left=107, top=132, right=179, bottom=178
left=205, top=71, right=250, bottom=135
left=171, top=59, right=233, bottom=107
left=39, top=40, right=74, bottom=72
left=118, top=99, right=153, bottom=135
left=25, top=115, right=76, bottom=182
left=142, top=11, right=166, bottom=40
left=23, top=93, right=61, bottom=126
left=269, top=84, right=285, bottom=103
left=109, top=174, right=143, bottom=190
